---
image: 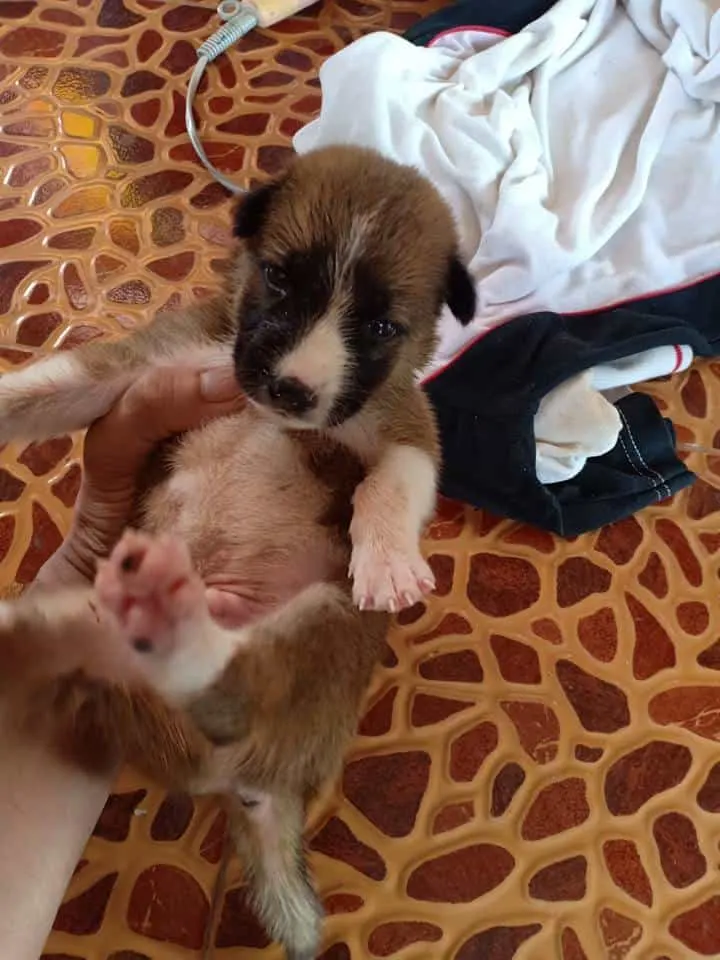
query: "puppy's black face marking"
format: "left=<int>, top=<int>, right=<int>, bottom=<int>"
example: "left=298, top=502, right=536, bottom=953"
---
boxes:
left=326, top=257, right=402, bottom=425
left=233, top=244, right=335, bottom=421
left=233, top=243, right=405, bottom=428
left=229, top=148, right=476, bottom=429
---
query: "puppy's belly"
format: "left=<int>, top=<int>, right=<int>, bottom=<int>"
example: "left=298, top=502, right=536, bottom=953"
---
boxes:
left=140, top=410, right=344, bottom=625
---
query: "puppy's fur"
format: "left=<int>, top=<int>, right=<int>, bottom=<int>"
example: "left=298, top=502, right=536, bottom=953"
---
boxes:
left=0, top=146, right=475, bottom=959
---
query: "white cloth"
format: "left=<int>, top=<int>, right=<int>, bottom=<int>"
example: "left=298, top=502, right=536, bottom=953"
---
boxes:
left=293, top=0, right=720, bottom=480
left=295, top=0, right=720, bottom=373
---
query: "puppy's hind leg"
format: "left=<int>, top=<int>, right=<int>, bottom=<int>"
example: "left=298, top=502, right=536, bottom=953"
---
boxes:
left=229, top=792, right=322, bottom=960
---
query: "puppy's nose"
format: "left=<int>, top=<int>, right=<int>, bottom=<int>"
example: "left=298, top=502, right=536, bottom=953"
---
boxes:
left=267, top=376, right=317, bottom=415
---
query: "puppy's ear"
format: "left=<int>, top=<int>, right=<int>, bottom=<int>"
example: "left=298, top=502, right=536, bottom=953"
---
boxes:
left=233, top=181, right=281, bottom=239
left=445, top=254, right=476, bottom=325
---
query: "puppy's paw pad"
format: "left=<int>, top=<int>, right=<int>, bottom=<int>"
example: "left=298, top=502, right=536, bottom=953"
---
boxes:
left=95, top=530, right=204, bottom=652
left=351, top=545, right=435, bottom=613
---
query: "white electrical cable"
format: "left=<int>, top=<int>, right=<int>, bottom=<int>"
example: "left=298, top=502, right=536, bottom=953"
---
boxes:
left=185, top=0, right=259, bottom=195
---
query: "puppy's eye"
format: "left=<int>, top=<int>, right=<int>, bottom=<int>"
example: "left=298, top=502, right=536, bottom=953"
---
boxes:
left=368, top=317, right=400, bottom=340
left=261, top=262, right=287, bottom=297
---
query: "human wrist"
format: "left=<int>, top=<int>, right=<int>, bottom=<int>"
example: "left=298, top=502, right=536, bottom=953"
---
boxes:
left=33, top=492, right=131, bottom=590
left=32, top=535, right=96, bottom=590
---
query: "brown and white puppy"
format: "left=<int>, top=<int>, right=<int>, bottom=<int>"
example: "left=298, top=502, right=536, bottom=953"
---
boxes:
left=0, top=145, right=475, bottom=958
left=0, top=145, right=475, bottom=612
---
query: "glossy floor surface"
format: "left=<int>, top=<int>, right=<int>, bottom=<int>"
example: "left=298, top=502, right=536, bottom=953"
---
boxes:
left=1, top=1, right=720, bottom=958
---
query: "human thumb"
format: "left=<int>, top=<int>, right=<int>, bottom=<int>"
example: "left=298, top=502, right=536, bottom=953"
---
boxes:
left=199, top=363, right=241, bottom=401
left=84, top=362, right=244, bottom=486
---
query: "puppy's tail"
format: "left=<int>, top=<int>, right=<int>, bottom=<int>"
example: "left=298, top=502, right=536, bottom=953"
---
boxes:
left=228, top=793, right=323, bottom=960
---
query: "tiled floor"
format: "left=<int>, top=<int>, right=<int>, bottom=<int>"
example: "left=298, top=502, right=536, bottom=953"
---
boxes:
left=2, top=1, right=720, bottom=958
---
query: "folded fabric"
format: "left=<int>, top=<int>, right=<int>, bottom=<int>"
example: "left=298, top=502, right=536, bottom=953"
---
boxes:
left=403, top=0, right=558, bottom=47
left=424, top=282, right=720, bottom=535
left=294, top=0, right=720, bottom=371
left=404, top=0, right=555, bottom=47
left=535, top=342, right=693, bottom=483
left=293, top=0, right=720, bottom=533
left=535, top=371, right=622, bottom=485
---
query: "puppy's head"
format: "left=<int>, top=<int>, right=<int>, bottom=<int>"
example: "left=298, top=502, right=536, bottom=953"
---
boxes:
left=229, top=145, right=475, bottom=429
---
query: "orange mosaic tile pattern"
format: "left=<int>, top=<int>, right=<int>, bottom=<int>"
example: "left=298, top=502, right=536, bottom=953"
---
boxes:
left=1, top=1, right=720, bottom=958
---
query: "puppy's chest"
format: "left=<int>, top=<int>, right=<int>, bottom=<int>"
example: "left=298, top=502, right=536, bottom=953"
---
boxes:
left=139, top=412, right=353, bottom=602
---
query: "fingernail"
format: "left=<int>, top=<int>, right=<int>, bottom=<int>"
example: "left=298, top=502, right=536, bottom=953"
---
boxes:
left=200, top=365, right=240, bottom=401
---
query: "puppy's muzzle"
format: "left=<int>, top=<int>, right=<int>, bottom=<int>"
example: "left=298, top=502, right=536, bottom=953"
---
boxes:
left=266, top=375, right=318, bottom=416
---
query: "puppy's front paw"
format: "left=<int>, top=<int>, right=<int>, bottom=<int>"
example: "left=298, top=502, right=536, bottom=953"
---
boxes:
left=95, top=529, right=206, bottom=658
left=350, top=542, right=435, bottom=613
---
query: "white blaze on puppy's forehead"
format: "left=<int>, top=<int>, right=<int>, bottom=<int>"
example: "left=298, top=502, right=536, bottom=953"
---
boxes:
left=335, top=212, right=378, bottom=281
left=275, top=309, right=349, bottom=405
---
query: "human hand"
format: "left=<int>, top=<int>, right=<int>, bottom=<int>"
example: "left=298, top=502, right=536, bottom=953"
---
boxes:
left=34, top=362, right=243, bottom=589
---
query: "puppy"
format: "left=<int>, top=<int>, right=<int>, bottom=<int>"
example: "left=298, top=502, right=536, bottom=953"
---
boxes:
left=0, top=145, right=475, bottom=958
left=0, top=145, right=475, bottom=612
